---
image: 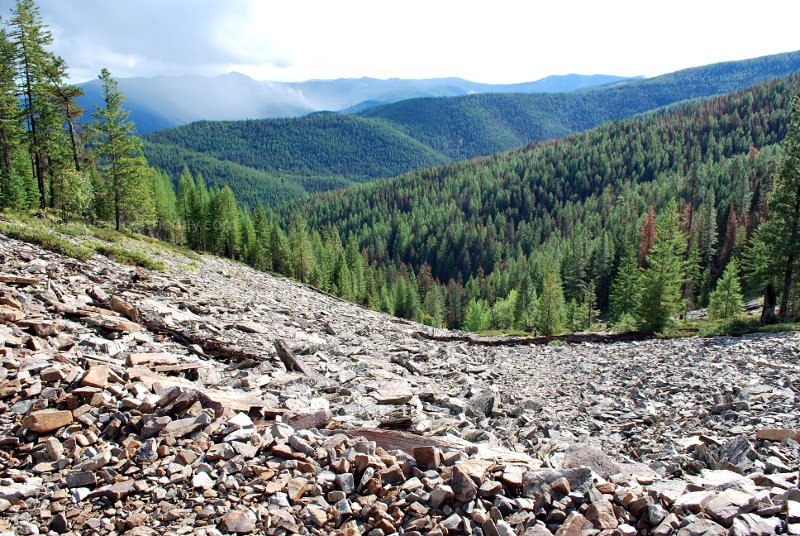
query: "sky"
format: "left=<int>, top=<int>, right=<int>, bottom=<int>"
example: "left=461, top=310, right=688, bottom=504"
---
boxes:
left=28, top=0, right=800, bottom=84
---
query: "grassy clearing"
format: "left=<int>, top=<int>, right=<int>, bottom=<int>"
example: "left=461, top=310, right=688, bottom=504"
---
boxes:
left=85, top=241, right=166, bottom=271
left=0, top=220, right=94, bottom=261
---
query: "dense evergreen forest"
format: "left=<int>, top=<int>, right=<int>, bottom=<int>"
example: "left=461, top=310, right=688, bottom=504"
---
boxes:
left=3, top=0, right=800, bottom=337
left=141, top=51, right=800, bottom=206
left=295, top=76, right=800, bottom=331
left=143, top=113, right=449, bottom=205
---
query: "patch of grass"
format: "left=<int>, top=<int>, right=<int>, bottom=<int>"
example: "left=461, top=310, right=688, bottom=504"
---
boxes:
left=699, top=317, right=759, bottom=337
left=86, top=241, right=166, bottom=271
left=153, top=240, right=202, bottom=261
left=757, top=322, right=800, bottom=333
left=699, top=316, right=800, bottom=337
left=0, top=220, right=94, bottom=261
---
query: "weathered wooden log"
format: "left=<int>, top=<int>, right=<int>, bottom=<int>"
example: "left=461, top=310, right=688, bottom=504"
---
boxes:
left=413, top=330, right=652, bottom=347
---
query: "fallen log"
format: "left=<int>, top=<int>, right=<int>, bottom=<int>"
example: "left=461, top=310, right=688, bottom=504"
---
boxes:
left=138, top=309, right=266, bottom=364
left=0, top=274, right=38, bottom=285
left=413, top=330, right=652, bottom=347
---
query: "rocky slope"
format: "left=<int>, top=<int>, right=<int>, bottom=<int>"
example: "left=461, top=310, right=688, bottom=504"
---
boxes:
left=0, top=231, right=798, bottom=535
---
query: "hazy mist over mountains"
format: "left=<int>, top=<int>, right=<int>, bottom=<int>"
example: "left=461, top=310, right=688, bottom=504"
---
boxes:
left=77, top=72, right=635, bottom=133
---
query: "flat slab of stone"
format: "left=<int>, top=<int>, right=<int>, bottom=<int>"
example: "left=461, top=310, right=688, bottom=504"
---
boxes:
left=372, top=384, right=413, bottom=405
left=81, top=365, right=110, bottom=388
left=22, top=409, right=73, bottom=433
left=755, top=428, right=800, bottom=442
left=704, top=489, right=757, bottom=527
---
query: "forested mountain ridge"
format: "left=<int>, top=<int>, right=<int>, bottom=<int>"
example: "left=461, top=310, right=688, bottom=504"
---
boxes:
left=143, top=50, right=800, bottom=206
left=77, top=72, right=636, bottom=133
left=362, top=50, right=800, bottom=158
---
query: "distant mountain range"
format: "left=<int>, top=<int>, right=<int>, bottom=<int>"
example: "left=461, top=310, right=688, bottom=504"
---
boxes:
left=77, top=73, right=636, bottom=133
left=141, top=50, right=800, bottom=207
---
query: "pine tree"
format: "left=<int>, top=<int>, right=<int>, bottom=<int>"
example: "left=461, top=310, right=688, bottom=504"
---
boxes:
left=565, top=298, right=582, bottom=332
left=464, top=298, right=491, bottom=332
left=422, top=286, right=445, bottom=327
left=638, top=207, right=657, bottom=267
left=58, top=168, right=91, bottom=221
left=490, top=289, right=517, bottom=330
left=238, top=208, right=257, bottom=266
left=444, top=279, right=465, bottom=329
left=770, top=94, right=800, bottom=320
left=583, top=280, right=598, bottom=328
left=288, top=217, right=314, bottom=283
left=90, top=68, right=151, bottom=230
left=513, top=273, right=537, bottom=331
left=10, top=0, right=53, bottom=209
left=269, top=224, right=290, bottom=275
left=535, top=270, right=565, bottom=336
left=708, top=260, right=744, bottom=320
left=149, top=169, right=178, bottom=241
left=251, top=204, right=271, bottom=271
left=610, top=247, right=642, bottom=322
left=42, top=55, right=83, bottom=172
left=0, top=29, right=22, bottom=203
left=206, top=186, right=239, bottom=258
left=719, top=199, right=738, bottom=273
left=639, top=201, right=687, bottom=332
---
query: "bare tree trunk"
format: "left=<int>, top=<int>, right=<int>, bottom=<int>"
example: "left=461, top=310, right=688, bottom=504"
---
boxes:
left=778, top=186, right=800, bottom=320
left=761, top=283, right=777, bottom=325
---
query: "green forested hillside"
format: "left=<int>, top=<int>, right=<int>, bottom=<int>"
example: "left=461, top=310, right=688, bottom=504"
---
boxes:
left=7, top=0, right=800, bottom=338
left=291, top=75, right=799, bottom=328
left=145, top=113, right=448, bottom=179
left=144, top=50, right=800, bottom=205
left=142, top=141, right=309, bottom=207
left=362, top=50, right=800, bottom=158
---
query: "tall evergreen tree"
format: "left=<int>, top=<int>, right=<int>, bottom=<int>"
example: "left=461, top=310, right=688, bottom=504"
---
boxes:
left=149, top=169, right=178, bottom=241
left=719, top=199, right=738, bottom=272
left=708, top=260, right=744, bottom=320
left=90, top=68, right=151, bottom=230
left=288, top=217, right=314, bottom=283
left=0, top=29, right=22, bottom=202
left=638, top=208, right=657, bottom=267
left=251, top=204, right=271, bottom=271
left=770, top=94, right=800, bottom=319
left=9, top=0, right=53, bottom=209
left=464, top=298, right=491, bottom=332
left=639, top=201, right=687, bottom=332
left=535, top=270, right=566, bottom=336
left=207, top=186, right=239, bottom=258
left=513, top=273, right=537, bottom=330
left=43, top=56, right=83, bottom=172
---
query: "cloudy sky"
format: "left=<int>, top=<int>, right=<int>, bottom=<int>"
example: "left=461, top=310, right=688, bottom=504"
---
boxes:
left=31, top=0, right=800, bottom=84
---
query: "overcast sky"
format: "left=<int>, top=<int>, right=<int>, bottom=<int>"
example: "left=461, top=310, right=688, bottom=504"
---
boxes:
left=29, top=0, right=800, bottom=84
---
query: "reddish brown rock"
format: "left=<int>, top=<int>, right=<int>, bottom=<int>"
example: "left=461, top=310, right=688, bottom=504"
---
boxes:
left=81, top=365, right=110, bottom=388
left=586, top=498, right=618, bottom=529
left=22, top=409, right=73, bottom=433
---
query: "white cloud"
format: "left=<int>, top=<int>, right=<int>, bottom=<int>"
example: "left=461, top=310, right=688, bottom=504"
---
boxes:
left=31, top=0, right=800, bottom=84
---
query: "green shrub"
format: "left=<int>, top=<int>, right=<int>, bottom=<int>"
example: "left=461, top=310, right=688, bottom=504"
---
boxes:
left=87, top=242, right=165, bottom=270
